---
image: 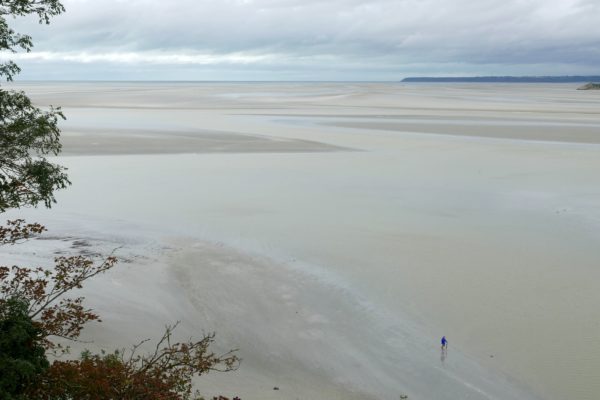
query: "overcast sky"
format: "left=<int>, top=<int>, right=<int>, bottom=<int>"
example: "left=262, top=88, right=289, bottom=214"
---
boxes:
left=3, top=0, right=600, bottom=80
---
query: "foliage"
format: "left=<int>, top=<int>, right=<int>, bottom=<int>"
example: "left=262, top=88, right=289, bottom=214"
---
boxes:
left=0, top=0, right=65, bottom=79
left=0, top=218, right=45, bottom=245
left=0, top=245, right=118, bottom=352
left=0, top=297, right=49, bottom=399
left=0, top=0, right=69, bottom=212
left=27, top=323, right=239, bottom=400
left=0, top=0, right=64, bottom=19
left=0, top=89, right=70, bottom=212
left=5, top=256, right=115, bottom=349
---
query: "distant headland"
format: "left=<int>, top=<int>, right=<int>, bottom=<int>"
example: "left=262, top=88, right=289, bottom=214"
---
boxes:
left=402, top=76, right=600, bottom=83
left=577, top=82, right=600, bottom=90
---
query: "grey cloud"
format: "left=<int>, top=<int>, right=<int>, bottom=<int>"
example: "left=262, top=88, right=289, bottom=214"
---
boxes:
left=5, top=0, right=600, bottom=79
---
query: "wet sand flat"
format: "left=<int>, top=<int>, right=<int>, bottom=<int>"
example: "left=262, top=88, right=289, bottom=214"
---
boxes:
left=4, top=82, right=600, bottom=400
left=61, top=128, right=345, bottom=155
left=321, top=117, right=600, bottom=144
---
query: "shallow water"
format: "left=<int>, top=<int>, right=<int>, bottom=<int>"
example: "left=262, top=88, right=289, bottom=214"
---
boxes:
left=7, top=82, right=600, bottom=400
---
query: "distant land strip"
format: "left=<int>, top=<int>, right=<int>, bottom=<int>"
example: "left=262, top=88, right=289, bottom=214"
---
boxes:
left=402, top=76, right=600, bottom=83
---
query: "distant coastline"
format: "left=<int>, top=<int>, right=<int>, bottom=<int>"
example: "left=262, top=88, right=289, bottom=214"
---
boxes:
left=402, top=76, right=600, bottom=83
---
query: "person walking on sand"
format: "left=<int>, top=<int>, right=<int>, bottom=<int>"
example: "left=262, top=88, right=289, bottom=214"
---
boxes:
left=441, top=336, right=448, bottom=350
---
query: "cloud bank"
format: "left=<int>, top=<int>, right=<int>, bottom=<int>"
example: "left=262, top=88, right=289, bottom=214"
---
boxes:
left=4, top=0, right=600, bottom=80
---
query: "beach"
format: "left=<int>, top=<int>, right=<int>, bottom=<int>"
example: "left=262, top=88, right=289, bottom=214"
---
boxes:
left=3, top=82, right=600, bottom=399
